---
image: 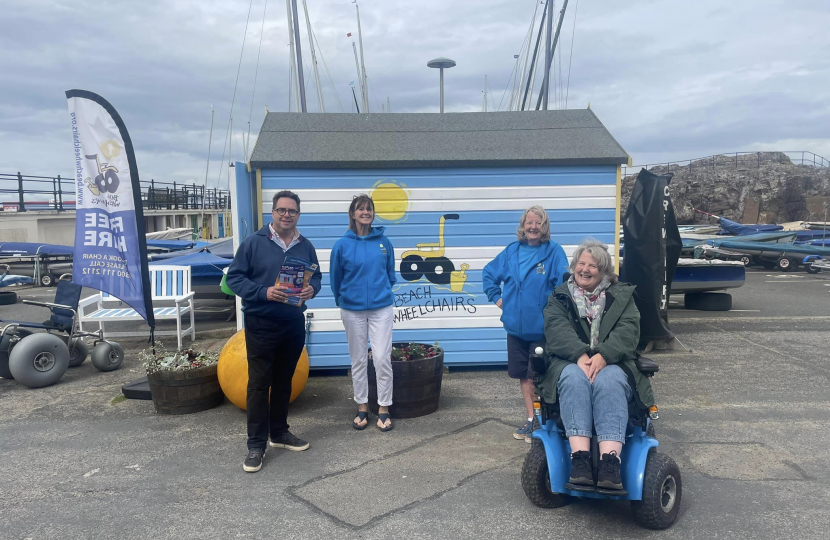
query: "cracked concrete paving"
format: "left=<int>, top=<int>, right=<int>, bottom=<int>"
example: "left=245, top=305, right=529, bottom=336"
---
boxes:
left=1, top=268, right=829, bottom=539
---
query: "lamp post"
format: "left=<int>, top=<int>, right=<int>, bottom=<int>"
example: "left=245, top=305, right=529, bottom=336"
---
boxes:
left=427, top=57, right=456, bottom=113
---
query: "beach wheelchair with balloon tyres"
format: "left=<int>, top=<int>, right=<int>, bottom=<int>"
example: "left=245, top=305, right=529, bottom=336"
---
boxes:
left=521, top=347, right=681, bottom=530
left=0, top=276, right=124, bottom=388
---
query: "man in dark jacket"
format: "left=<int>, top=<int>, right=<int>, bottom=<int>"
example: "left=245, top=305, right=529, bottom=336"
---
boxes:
left=226, top=190, right=322, bottom=473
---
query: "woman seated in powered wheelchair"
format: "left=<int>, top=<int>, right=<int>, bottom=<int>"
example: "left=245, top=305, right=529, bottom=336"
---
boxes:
left=521, top=239, right=681, bottom=529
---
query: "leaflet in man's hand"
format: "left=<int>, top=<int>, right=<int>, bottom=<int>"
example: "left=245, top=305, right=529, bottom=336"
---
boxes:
left=276, top=256, right=317, bottom=306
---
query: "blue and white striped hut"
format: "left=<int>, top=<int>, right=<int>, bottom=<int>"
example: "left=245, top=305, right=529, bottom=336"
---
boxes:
left=234, top=110, right=630, bottom=369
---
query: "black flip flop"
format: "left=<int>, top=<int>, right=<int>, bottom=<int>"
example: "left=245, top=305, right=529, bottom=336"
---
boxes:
left=377, top=412, right=394, bottom=432
left=353, top=410, right=369, bottom=430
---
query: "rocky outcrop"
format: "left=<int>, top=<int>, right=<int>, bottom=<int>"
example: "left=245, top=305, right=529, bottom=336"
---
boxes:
left=622, top=152, right=830, bottom=224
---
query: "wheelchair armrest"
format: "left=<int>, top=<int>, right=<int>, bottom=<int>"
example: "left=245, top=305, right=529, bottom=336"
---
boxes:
left=635, top=356, right=659, bottom=375
left=22, top=300, right=76, bottom=314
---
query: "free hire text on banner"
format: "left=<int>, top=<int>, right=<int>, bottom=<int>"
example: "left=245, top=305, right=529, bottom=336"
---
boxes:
left=66, top=90, right=155, bottom=331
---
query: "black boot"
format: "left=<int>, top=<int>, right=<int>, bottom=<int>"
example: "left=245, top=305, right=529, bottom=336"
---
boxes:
left=596, top=450, right=627, bottom=495
left=565, top=450, right=595, bottom=492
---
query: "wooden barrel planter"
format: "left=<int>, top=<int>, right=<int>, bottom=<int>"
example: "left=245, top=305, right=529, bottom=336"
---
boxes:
left=368, top=343, right=444, bottom=419
left=147, top=365, right=224, bottom=415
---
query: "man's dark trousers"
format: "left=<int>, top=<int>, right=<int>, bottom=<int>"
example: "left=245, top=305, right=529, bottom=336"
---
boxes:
left=245, top=313, right=306, bottom=451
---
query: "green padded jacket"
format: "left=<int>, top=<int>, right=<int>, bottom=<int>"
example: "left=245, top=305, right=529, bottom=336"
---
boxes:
left=535, top=281, right=655, bottom=409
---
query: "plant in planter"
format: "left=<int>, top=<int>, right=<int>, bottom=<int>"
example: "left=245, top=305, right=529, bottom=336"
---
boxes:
left=368, top=342, right=445, bottom=419
left=140, top=343, right=224, bottom=415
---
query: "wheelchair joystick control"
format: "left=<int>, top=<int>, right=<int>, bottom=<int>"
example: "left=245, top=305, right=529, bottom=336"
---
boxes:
left=530, top=346, right=546, bottom=375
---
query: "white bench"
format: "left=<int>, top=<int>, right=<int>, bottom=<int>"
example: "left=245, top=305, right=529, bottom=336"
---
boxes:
left=78, top=265, right=196, bottom=349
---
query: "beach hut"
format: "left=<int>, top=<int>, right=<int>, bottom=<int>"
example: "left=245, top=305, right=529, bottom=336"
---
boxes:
left=234, top=110, right=630, bottom=368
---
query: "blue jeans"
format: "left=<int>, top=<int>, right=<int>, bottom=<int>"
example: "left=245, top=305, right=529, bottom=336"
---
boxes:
left=557, top=363, right=632, bottom=443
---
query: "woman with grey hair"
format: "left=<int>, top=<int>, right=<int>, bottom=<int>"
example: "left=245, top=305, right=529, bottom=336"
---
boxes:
left=536, top=238, right=654, bottom=495
left=483, top=206, right=569, bottom=442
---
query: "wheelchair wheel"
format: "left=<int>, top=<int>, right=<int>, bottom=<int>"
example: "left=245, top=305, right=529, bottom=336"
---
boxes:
left=631, top=450, right=682, bottom=530
left=521, top=442, right=570, bottom=508
left=8, top=333, right=70, bottom=388
left=68, top=338, right=89, bottom=368
left=91, top=341, right=124, bottom=372
left=0, top=329, right=33, bottom=379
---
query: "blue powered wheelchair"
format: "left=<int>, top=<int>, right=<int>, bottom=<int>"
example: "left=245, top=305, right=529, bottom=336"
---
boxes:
left=0, top=276, right=124, bottom=388
left=521, top=347, right=681, bottom=530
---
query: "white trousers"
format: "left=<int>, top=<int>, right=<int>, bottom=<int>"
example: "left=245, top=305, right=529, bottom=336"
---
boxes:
left=341, top=305, right=394, bottom=407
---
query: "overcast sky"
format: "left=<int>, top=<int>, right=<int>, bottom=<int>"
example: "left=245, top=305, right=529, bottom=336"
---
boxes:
left=2, top=0, right=829, bottom=192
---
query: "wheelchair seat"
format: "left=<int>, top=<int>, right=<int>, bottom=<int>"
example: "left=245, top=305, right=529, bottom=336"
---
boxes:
left=0, top=280, right=82, bottom=334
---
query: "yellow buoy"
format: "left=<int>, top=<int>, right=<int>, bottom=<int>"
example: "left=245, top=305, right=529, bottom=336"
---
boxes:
left=217, top=329, right=310, bottom=410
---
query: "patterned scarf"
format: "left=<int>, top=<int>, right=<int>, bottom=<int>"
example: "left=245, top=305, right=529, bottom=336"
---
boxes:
left=568, top=276, right=611, bottom=350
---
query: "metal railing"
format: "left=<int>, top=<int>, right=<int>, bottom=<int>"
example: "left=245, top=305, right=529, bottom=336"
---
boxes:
left=0, top=172, right=230, bottom=212
left=622, top=151, right=830, bottom=178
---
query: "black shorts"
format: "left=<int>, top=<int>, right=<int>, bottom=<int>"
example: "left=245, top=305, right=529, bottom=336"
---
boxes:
left=506, top=334, right=545, bottom=379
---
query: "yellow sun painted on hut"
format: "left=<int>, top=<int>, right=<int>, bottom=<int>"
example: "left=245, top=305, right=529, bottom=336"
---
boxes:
left=370, top=181, right=409, bottom=221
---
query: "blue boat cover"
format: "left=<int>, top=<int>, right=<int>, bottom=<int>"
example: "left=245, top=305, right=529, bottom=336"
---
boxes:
left=0, top=274, right=33, bottom=287
left=146, top=239, right=198, bottom=251
left=718, top=217, right=783, bottom=236
left=148, top=239, right=233, bottom=261
left=0, top=242, right=74, bottom=256
left=153, top=252, right=230, bottom=277
left=708, top=239, right=830, bottom=256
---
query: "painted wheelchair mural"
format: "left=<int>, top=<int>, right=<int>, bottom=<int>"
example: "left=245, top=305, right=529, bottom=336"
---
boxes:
left=399, top=213, right=459, bottom=285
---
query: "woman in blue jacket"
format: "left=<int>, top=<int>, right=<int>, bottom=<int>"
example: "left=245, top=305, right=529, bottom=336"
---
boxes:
left=330, top=194, right=397, bottom=432
left=482, top=205, right=568, bottom=442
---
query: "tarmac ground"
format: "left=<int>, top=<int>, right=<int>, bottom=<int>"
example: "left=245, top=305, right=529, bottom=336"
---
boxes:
left=1, top=267, right=829, bottom=539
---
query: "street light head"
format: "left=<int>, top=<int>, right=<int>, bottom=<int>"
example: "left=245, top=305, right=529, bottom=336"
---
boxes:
left=427, top=57, right=456, bottom=69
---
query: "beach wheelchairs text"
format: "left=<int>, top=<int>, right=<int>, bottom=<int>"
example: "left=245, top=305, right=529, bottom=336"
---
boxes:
left=0, top=277, right=124, bottom=388
left=521, top=347, right=681, bottom=530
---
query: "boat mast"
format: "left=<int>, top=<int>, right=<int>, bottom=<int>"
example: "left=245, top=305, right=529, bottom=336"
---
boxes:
left=483, top=75, right=488, bottom=112
left=285, top=0, right=300, bottom=111
left=290, top=0, right=308, bottom=112
left=354, top=0, right=369, bottom=113
left=351, top=41, right=365, bottom=112
left=520, top=0, right=549, bottom=111
left=537, top=0, right=569, bottom=110
left=350, top=85, right=361, bottom=113
left=301, top=0, right=325, bottom=112
left=200, top=106, right=214, bottom=239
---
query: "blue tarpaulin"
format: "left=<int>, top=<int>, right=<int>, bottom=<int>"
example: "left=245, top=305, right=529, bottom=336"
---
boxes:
left=153, top=252, right=230, bottom=277
left=0, top=242, right=74, bottom=257
left=718, top=217, right=783, bottom=236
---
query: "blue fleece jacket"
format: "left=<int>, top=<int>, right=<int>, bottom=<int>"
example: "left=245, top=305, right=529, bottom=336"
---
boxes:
left=482, top=240, right=569, bottom=341
left=225, top=225, right=322, bottom=320
left=330, top=227, right=396, bottom=311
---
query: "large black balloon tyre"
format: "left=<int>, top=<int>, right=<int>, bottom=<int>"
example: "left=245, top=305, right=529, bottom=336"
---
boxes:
left=426, top=256, right=455, bottom=285
left=684, top=292, right=732, bottom=311
left=8, top=333, right=70, bottom=388
left=0, top=291, right=17, bottom=306
left=400, top=255, right=427, bottom=282
left=631, top=451, right=682, bottom=530
left=68, top=338, right=89, bottom=368
left=0, top=329, right=33, bottom=379
left=91, top=341, right=124, bottom=372
left=521, top=442, right=570, bottom=509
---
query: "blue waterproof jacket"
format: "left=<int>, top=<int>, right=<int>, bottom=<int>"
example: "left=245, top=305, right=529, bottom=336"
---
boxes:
left=330, top=227, right=396, bottom=311
left=482, top=240, right=569, bottom=341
